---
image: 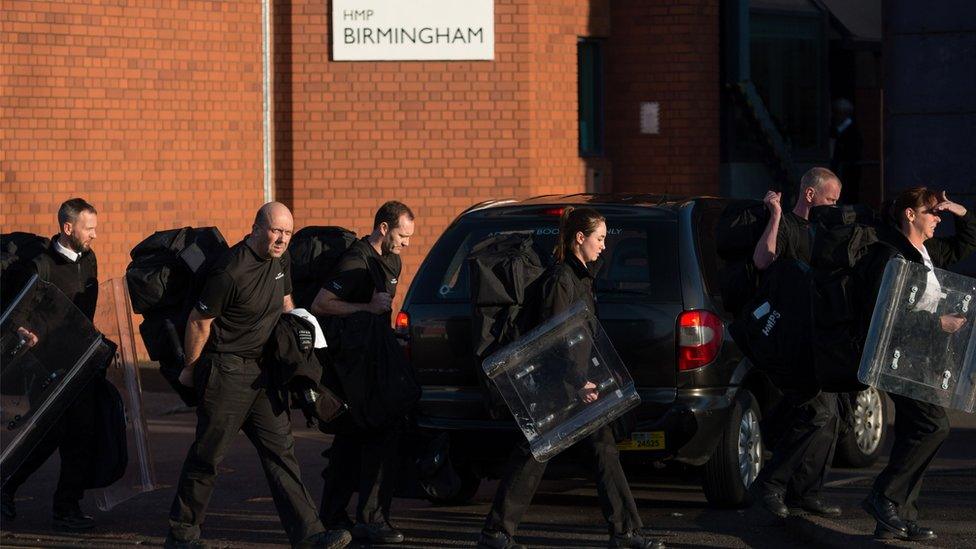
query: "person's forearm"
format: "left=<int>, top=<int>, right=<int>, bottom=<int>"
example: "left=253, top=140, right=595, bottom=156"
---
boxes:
left=752, top=213, right=781, bottom=270
left=310, top=289, right=370, bottom=317
left=184, top=318, right=212, bottom=367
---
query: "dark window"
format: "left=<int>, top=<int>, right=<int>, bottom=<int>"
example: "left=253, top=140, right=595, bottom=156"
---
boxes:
left=412, top=217, right=679, bottom=304
left=749, top=11, right=827, bottom=158
left=578, top=39, right=604, bottom=156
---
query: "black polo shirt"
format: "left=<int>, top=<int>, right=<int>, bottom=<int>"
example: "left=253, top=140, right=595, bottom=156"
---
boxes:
left=775, top=211, right=813, bottom=264
left=321, top=237, right=401, bottom=305
left=196, top=239, right=292, bottom=359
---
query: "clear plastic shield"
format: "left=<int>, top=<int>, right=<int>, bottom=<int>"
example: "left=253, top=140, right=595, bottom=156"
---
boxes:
left=482, top=302, right=641, bottom=461
left=858, top=257, right=976, bottom=412
left=90, top=277, right=158, bottom=510
left=0, top=276, right=115, bottom=485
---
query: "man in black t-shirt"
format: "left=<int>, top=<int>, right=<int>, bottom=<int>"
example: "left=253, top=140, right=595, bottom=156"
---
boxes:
left=751, top=168, right=845, bottom=521
left=166, top=203, right=350, bottom=549
left=311, top=201, right=415, bottom=545
left=1, top=198, right=100, bottom=531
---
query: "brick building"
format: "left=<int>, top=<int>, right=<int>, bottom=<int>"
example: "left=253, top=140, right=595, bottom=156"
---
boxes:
left=5, top=0, right=897, bottom=311
left=1, top=0, right=721, bottom=305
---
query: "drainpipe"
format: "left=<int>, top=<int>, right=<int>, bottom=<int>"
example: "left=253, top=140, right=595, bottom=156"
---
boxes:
left=262, top=0, right=273, bottom=202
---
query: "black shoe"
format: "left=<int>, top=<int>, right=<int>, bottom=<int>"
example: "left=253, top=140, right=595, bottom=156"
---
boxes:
left=476, top=530, right=526, bottom=549
left=905, top=522, right=936, bottom=541
left=759, top=490, right=789, bottom=519
left=861, top=491, right=907, bottom=538
left=52, top=507, right=95, bottom=531
left=789, top=496, right=842, bottom=518
left=608, top=530, right=665, bottom=549
left=163, top=533, right=208, bottom=549
left=352, top=521, right=404, bottom=544
left=296, top=529, right=352, bottom=549
left=1, top=492, right=15, bottom=521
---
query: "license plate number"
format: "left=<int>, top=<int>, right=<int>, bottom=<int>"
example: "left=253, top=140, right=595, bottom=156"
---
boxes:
left=617, top=431, right=665, bottom=451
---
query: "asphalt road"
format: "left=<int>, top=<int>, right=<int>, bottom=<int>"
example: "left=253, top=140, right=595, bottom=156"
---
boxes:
left=2, top=390, right=974, bottom=548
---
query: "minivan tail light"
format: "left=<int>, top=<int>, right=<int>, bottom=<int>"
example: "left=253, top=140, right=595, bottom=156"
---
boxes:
left=394, top=310, right=411, bottom=360
left=395, top=311, right=410, bottom=332
left=677, top=310, right=723, bottom=371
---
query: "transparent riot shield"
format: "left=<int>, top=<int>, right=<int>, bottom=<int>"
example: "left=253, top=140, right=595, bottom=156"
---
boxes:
left=858, top=257, right=976, bottom=412
left=90, top=277, right=158, bottom=510
left=482, top=302, right=641, bottom=461
left=0, top=276, right=116, bottom=485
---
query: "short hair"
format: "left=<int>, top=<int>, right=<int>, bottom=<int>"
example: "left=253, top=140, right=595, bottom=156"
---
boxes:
left=799, top=167, right=841, bottom=194
left=57, top=198, right=97, bottom=227
left=373, top=201, right=414, bottom=230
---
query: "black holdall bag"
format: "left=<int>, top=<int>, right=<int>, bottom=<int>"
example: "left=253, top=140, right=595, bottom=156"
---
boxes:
left=319, top=245, right=420, bottom=433
left=729, top=258, right=818, bottom=399
left=714, top=200, right=769, bottom=316
left=126, top=227, right=228, bottom=406
left=126, top=226, right=228, bottom=314
left=468, top=232, right=549, bottom=418
left=808, top=204, right=881, bottom=392
left=288, top=226, right=357, bottom=309
left=327, top=311, right=420, bottom=432
left=0, top=232, right=51, bottom=310
left=86, top=375, right=128, bottom=489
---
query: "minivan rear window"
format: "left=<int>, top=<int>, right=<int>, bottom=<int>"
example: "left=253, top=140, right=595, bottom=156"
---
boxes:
left=412, top=217, right=679, bottom=303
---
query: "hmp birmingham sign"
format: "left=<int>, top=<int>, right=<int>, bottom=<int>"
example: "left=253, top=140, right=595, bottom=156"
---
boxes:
left=332, top=0, right=494, bottom=61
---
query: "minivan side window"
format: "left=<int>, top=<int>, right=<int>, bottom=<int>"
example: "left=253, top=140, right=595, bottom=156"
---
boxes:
left=413, top=218, right=679, bottom=303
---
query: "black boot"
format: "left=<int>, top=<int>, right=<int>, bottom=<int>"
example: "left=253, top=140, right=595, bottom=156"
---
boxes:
left=862, top=491, right=907, bottom=538
left=759, top=489, right=789, bottom=519
left=476, top=529, right=526, bottom=549
left=904, top=522, right=936, bottom=541
left=790, top=496, right=841, bottom=518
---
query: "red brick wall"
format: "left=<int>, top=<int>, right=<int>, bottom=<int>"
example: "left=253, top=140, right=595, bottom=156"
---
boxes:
left=604, top=0, right=720, bottom=195
left=1, top=0, right=267, bottom=281
left=275, top=0, right=609, bottom=312
left=2, top=0, right=720, bottom=322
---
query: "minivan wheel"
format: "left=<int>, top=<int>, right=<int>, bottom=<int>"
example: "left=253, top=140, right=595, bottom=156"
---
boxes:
left=834, top=387, right=888, bottom=468
left=702, top=389, right=763, bottom=507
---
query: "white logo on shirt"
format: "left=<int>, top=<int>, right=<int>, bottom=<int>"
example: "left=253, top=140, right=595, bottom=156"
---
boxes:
left=390, top=278, right=398, bottom=285
left=331, top=281, right=342, bottom=291
left=197, top=301, right=209, bottom=312
left=275, top=272, right=284, bottom=280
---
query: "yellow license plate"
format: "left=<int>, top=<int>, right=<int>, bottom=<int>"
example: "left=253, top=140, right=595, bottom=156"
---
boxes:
left=617, top=431, right=665, bottom=451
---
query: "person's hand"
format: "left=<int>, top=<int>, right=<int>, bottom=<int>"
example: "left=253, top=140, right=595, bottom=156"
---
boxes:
left=940, top=314, right=967, bottom=334
left=932, top=191, right=968, bottom=217
left=16, top=327, right=38, bottom=348
left=763, top=191, right=782, bottom=217
left=178, top=364, right=195, bottom=388
left=368, top=291, right=393, bottom=315
left=578, top=381, right=599, bottom=403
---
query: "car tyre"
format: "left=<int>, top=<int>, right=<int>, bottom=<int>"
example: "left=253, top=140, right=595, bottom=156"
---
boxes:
left=834, top=387, right=889, bottom=468
left=702, top=388, right=763, bottom=508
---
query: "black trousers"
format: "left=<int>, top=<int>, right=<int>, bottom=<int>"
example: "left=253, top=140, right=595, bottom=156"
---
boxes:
left=319, top=427, right=399, bottom=526
left=758, top=391, right=839, bottom=499
left=2, top=379, right=97, bottom=513
left=483, top=425, right=642, bottom=538
left=873, top=394, right=949, bottom=521
left=168, top=353, right=323, bottom=544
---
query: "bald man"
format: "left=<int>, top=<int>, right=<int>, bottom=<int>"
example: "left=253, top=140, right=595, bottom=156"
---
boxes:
left=167, top=203, right=350, bottom=549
